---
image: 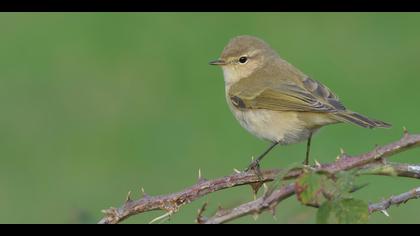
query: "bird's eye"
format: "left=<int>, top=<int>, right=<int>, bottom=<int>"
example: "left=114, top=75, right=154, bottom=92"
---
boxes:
left=238, top=56, right=248, bottom=64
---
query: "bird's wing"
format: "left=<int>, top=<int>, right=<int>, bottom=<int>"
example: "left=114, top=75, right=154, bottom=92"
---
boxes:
left=228, top=75, right=346, bottom=113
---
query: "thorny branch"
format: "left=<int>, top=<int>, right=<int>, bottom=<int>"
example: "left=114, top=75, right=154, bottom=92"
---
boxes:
left=99, top=132, right=420, bottom=224
left=368, top=187, right=420, bottom=215
left=201, top=184, right=420, bottom=224
left=200, top=184, right=296, bottom=224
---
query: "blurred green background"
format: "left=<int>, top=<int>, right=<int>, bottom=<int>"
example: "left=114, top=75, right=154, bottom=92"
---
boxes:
left=1, top=13, right=420, bottom=224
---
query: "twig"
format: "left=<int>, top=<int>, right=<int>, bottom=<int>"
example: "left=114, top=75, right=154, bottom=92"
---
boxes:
left=369, top=187, right=420, bottom=214
left=98, top=169, right=280, bottom=224
left=315, top=133, right=420, bottom=173
left=99, top=133, right=420, bottom=224
left=203, top=184, right=295, bottom=224
left=357, top=162, right=420, bottom=179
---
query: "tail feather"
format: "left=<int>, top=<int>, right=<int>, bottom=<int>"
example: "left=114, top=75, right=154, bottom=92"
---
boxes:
left=332, top=111, right=391, bottom=129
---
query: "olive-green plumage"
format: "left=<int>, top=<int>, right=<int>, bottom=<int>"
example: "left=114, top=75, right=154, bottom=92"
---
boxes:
left=210, top=35, right=390, bottom=163
left=229, top=71, right=390, bottom=129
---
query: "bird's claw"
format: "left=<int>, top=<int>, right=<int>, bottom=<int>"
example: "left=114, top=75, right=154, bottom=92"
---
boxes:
left=245, top=160, right=260, bottom=172
left=246, top=160, right=265, bottom=184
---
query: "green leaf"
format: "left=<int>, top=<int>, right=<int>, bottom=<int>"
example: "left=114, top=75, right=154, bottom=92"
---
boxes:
left=295, top=172, right=326, bottom=206
left=335, top=199, right=369, bottom=224
left=316, top=201, right=336, bottom=224
left=320, top=170, right=364, bottom=200
left=335, top=171, right=357, bottom=193
left=316, top=198, right=369, bottom=224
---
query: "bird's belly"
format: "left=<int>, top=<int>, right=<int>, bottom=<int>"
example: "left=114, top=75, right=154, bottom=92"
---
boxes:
left=230, top=108, right=312, bottom=145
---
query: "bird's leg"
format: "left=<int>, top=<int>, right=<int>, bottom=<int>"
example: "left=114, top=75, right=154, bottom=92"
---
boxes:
left=304, top=133, right=313, bottom=165
left=245, top=142, right=279, bottom=172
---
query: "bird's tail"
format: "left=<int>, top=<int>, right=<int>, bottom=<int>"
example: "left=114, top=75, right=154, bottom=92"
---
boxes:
left=332, top=111, right=391, bottom=129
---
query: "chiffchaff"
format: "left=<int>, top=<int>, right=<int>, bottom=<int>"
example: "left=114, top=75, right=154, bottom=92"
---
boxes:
left=210, top=35, right=391, bottom=170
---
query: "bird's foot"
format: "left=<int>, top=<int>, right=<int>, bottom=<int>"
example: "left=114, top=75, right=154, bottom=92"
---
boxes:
left=245, top=160, right=264, bottom=182
left=245, top=159, right=260, bottom=172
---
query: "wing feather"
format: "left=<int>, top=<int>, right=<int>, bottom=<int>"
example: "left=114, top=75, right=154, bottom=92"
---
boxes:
left=229, top=75, right=345, bottom=113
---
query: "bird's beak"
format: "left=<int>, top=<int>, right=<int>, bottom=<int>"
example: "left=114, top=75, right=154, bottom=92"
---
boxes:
left=209, top=59, right=227, bottom=66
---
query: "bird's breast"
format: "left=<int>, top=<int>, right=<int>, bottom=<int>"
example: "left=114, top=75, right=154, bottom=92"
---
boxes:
left=225, top=91, right=312, bottom=145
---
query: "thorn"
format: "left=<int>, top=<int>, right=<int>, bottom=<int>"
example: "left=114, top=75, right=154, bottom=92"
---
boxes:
left=197, top=168, right=207, bottom=183
left=403, top=126, right=409, bottom=136
left=250, top=182, right=263, bottom=196
left=381, top=209, right=390, bottom=217
left=269, top=204, right=277, bottom=216
left=270, top=206, right=278, bottom=221
left=233, top=168, right=241, bottom=174
left=251, top=156, right=255, bottom=161
left=253, top=213, right=259, bottom=221
left=314, top=159, right=321, bottom=168
left=125, top=190, right=132, bottom=203
left=263, top=183, right=269, bottom=194
left=141, top=187, right=149, bottom=198
left=149, top=211, right=173, bottom=224
left=272, top=214, right=278, bottom=221
left=340, top=148, right=345, bottom=155
left=336, top=155, right=341, bottom=161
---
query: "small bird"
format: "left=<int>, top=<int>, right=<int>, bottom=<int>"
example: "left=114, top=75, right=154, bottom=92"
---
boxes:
left=210, top=35, right=391, bottom=171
